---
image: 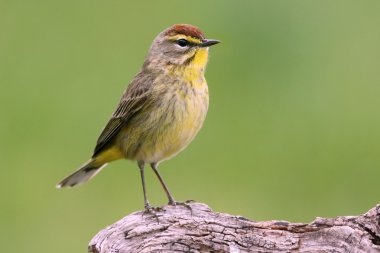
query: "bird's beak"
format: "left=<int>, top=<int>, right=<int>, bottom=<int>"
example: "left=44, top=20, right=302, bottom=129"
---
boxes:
left=199, top=39, right=221, bottom=48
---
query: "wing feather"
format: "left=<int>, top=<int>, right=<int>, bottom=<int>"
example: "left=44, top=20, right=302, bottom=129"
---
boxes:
left=92, top=73, right=153, bottom=157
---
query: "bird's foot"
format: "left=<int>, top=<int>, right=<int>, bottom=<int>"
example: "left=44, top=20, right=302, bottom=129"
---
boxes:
left=144, top=202, right=153, bottom=212
left=144, top=202, right=164, bottom=213
left=142, top=203, right=163, bottom=223
left=168, top=199, right=194, bottom=215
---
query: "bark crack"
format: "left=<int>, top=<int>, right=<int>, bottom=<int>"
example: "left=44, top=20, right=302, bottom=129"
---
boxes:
left=88, top=202, right=380, bottom=253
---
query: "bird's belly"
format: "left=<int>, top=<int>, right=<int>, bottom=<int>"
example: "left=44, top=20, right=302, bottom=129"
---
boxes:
left=119, top=88, right=208, bottom=163
left=146, top=118, right=202, bottom=162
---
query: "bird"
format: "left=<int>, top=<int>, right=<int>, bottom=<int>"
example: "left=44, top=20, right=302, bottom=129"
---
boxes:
left=56, top=24, right=220, bottom=211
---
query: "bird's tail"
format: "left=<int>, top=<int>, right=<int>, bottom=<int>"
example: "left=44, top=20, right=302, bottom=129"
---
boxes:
left=56, top=159, right=108, bottom=188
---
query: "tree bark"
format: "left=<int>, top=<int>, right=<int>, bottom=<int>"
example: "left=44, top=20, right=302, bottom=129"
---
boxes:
left=88, top=202, right=380, bottom=253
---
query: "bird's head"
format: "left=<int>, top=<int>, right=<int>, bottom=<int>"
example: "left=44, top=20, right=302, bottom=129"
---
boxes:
left=145, top=24, right=220, bottom=71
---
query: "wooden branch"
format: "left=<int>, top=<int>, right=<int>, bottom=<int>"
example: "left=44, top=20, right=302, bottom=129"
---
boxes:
left=88, top=202, right=380, bottom=253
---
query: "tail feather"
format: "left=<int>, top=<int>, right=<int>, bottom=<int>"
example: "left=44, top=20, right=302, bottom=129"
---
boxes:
left=56, top=159, right=108, bottom=188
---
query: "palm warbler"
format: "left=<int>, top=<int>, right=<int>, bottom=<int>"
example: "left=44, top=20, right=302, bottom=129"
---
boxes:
left=57, top=24, right=220, bottom=210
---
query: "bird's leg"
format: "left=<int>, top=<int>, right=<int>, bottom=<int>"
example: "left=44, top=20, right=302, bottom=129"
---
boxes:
left=150, top=163, right=176, bottom=205
left=138, top=161, right=152, bottom=212
left=150, top=163, right=193, bottom=214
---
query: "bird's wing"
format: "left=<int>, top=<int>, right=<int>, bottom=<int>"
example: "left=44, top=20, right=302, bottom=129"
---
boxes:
left=92, top=73, right=153, bottom=157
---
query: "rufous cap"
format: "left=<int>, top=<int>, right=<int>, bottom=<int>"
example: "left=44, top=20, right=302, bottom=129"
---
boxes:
left=165, top=24, right=205, bottom=40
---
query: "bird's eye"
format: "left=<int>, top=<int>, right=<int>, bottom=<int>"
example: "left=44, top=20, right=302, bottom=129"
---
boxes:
left=177, top=39, right=189, bottom=47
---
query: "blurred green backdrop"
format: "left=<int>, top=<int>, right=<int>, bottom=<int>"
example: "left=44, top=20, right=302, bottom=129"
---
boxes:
left=1, top=0, right=380, bottom=252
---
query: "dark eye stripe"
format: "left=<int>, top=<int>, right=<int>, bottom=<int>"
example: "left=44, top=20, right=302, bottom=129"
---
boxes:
left=176, top=39, right=196, bottom=47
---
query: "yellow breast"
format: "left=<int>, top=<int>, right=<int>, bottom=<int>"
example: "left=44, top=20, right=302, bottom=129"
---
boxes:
left=142, top=80, right=209, bottom=163
left=114, top=48, right=210, bottom=163
left=119, top=78, right=208, bottom=163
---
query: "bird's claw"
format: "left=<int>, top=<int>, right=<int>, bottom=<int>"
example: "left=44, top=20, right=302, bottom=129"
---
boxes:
left=142, top=204, right=163, bottom=223
left=168, top=199, right=194, bottom=215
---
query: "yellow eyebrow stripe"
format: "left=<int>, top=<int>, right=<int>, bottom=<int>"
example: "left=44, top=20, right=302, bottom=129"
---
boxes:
left=167, top=35, right=202, bottom=44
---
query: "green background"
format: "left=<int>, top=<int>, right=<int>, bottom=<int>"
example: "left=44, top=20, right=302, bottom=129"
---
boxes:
left=1, top=1, right=380, bottom=252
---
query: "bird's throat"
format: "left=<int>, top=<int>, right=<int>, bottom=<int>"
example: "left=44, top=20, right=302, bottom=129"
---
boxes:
left=191, top=48, right=209, bottom=69
left=182, top=48, right=208, bottom=85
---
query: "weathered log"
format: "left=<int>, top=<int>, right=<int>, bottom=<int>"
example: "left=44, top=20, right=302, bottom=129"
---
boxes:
left=88, top=202, right=380, bottom=252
